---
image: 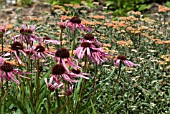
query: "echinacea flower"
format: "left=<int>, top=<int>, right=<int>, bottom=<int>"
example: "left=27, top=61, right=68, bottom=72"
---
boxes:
left=41, top=35, right=60, bottom=45
left=0, top=25, right=11, bottom=37
left=0, top=60, right=30, bottom=85
left=10, top=41, right=26, bottom=64
left=66, top=16, right=92, bottom=32
left=74, top=41, right=100, bottom=59
left=58, top=21, right=66, bottom=30
left=115, top=55, right=139, bottom=67
left=51, top=64, right=78, bottom=83
left=90, top=47, right=110, bottom=65
left=33, top=43, right=54, bottom=59
left=54, top=48, right=80, bottom=71
left=80, top=34, right=103, bottom=46
left=70, top=68, right=89, bottom=79
left=13, top=24, right=37, bottom=45
left=44, top=77, right=63, bottom=91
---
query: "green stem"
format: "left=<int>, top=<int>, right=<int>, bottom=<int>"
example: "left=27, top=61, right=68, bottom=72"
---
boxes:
left=36, top=59, right=40, bottom=106
left=27, top=56, right=33, bottom=105
left=71, top=30, right=76, bottom=57
left=76, top=54, right=88, bottom=112
left=0, top=81, right=8, bottom=114
left=47, top=94, right=51, bottom=114
left=1, top=35, right=4, bottom=55
left=60, top=29, right=63, bottom=48
left=55, top=89, right=60, bottom=113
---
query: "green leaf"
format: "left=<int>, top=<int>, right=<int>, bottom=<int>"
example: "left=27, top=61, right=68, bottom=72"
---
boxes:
left=90, top=100, right=96, bottom=114
left=111, top=100, right=127, bottom=113
left=7, top=95, right=28, bottom=114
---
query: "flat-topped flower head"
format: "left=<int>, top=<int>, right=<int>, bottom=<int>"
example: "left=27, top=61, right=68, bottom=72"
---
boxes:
left=66, top=16, right=92, bottom=32
left=54, top=48, right=80, bottom=71
left=0, top=61, right=30, bottom=85
left=10, top=41, right=26, bottom=64
left=55, top=48, right=70, bottom=59
left=70, top=16, right=81, bottom=24
left=115, top=55, right=139, bottom=67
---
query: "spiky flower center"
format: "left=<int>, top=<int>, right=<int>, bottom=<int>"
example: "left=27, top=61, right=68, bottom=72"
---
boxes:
left=117, top=55, right=127, bottom=60
left=55, top=48, right=70, bottom=58
left=81, top=42, right=91, bottom=48
left=0, top=62, right=13, bottom=72
left=72, top=69, right=81, bottom=74
left=70, top=17, right=81, bottom=24
left=52, top=64, right=66, bottom=75
left=84, top=34, right=94, bottom=40
left=43, top=35, right=51, bottom=40
left=35, top=45, right=45, bottom=52
left=11, top=42, right=24, bottom=51
left=20, top=28, right=33, bottom=35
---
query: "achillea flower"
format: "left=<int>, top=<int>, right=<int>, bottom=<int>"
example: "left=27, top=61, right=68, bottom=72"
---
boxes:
left=10, top=41, right=26, bottom=64
left=0, top=60, right=30, bottom=85
left=54, top=48, right=80, bottom=71
left=66, top=16, right=92, bottom=32
left=44, top=77, right=63, bottom=91
left=115, top=55, right=139, bottom=67
left=80, top=34, right=103, bottom=46
left=51, top=64, right=78, bottom=83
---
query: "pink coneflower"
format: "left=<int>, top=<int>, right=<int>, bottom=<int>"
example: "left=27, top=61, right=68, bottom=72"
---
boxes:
left=115, top=55, right=139, bottom=67
left=0, top=57, right=4, bottom=67
left=54, top=48, right=80, bottom=71
left=44, top=77, right=63, bottom=91
left=40, top=35, right=60, bottom=45
left=51, top=64, right=78, bottom=83
left=90, top=48, right=110, bottom=65
left=13, top=24, right=37, bottom=45
left=70, top=68, right=89, bottom=79
left=80, top=34, right=103, bottom=46
left=10, top=41, right=26, bottom=64
left=0, top=61, right=30, bottom=85
left=74, top=41, right=100, bottom=59
left=58, top=21, right=66, bottom=30
left=33, top=44, right=53, bottom=59
left=19, top=24, right=36, bottom=35
left=66, top=16, right=92, bottom=32
left=0, top=25, right=10, bottom=37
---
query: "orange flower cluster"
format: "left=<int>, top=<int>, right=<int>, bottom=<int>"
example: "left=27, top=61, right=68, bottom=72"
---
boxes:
left=157, top=4, right=170, bottom=12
